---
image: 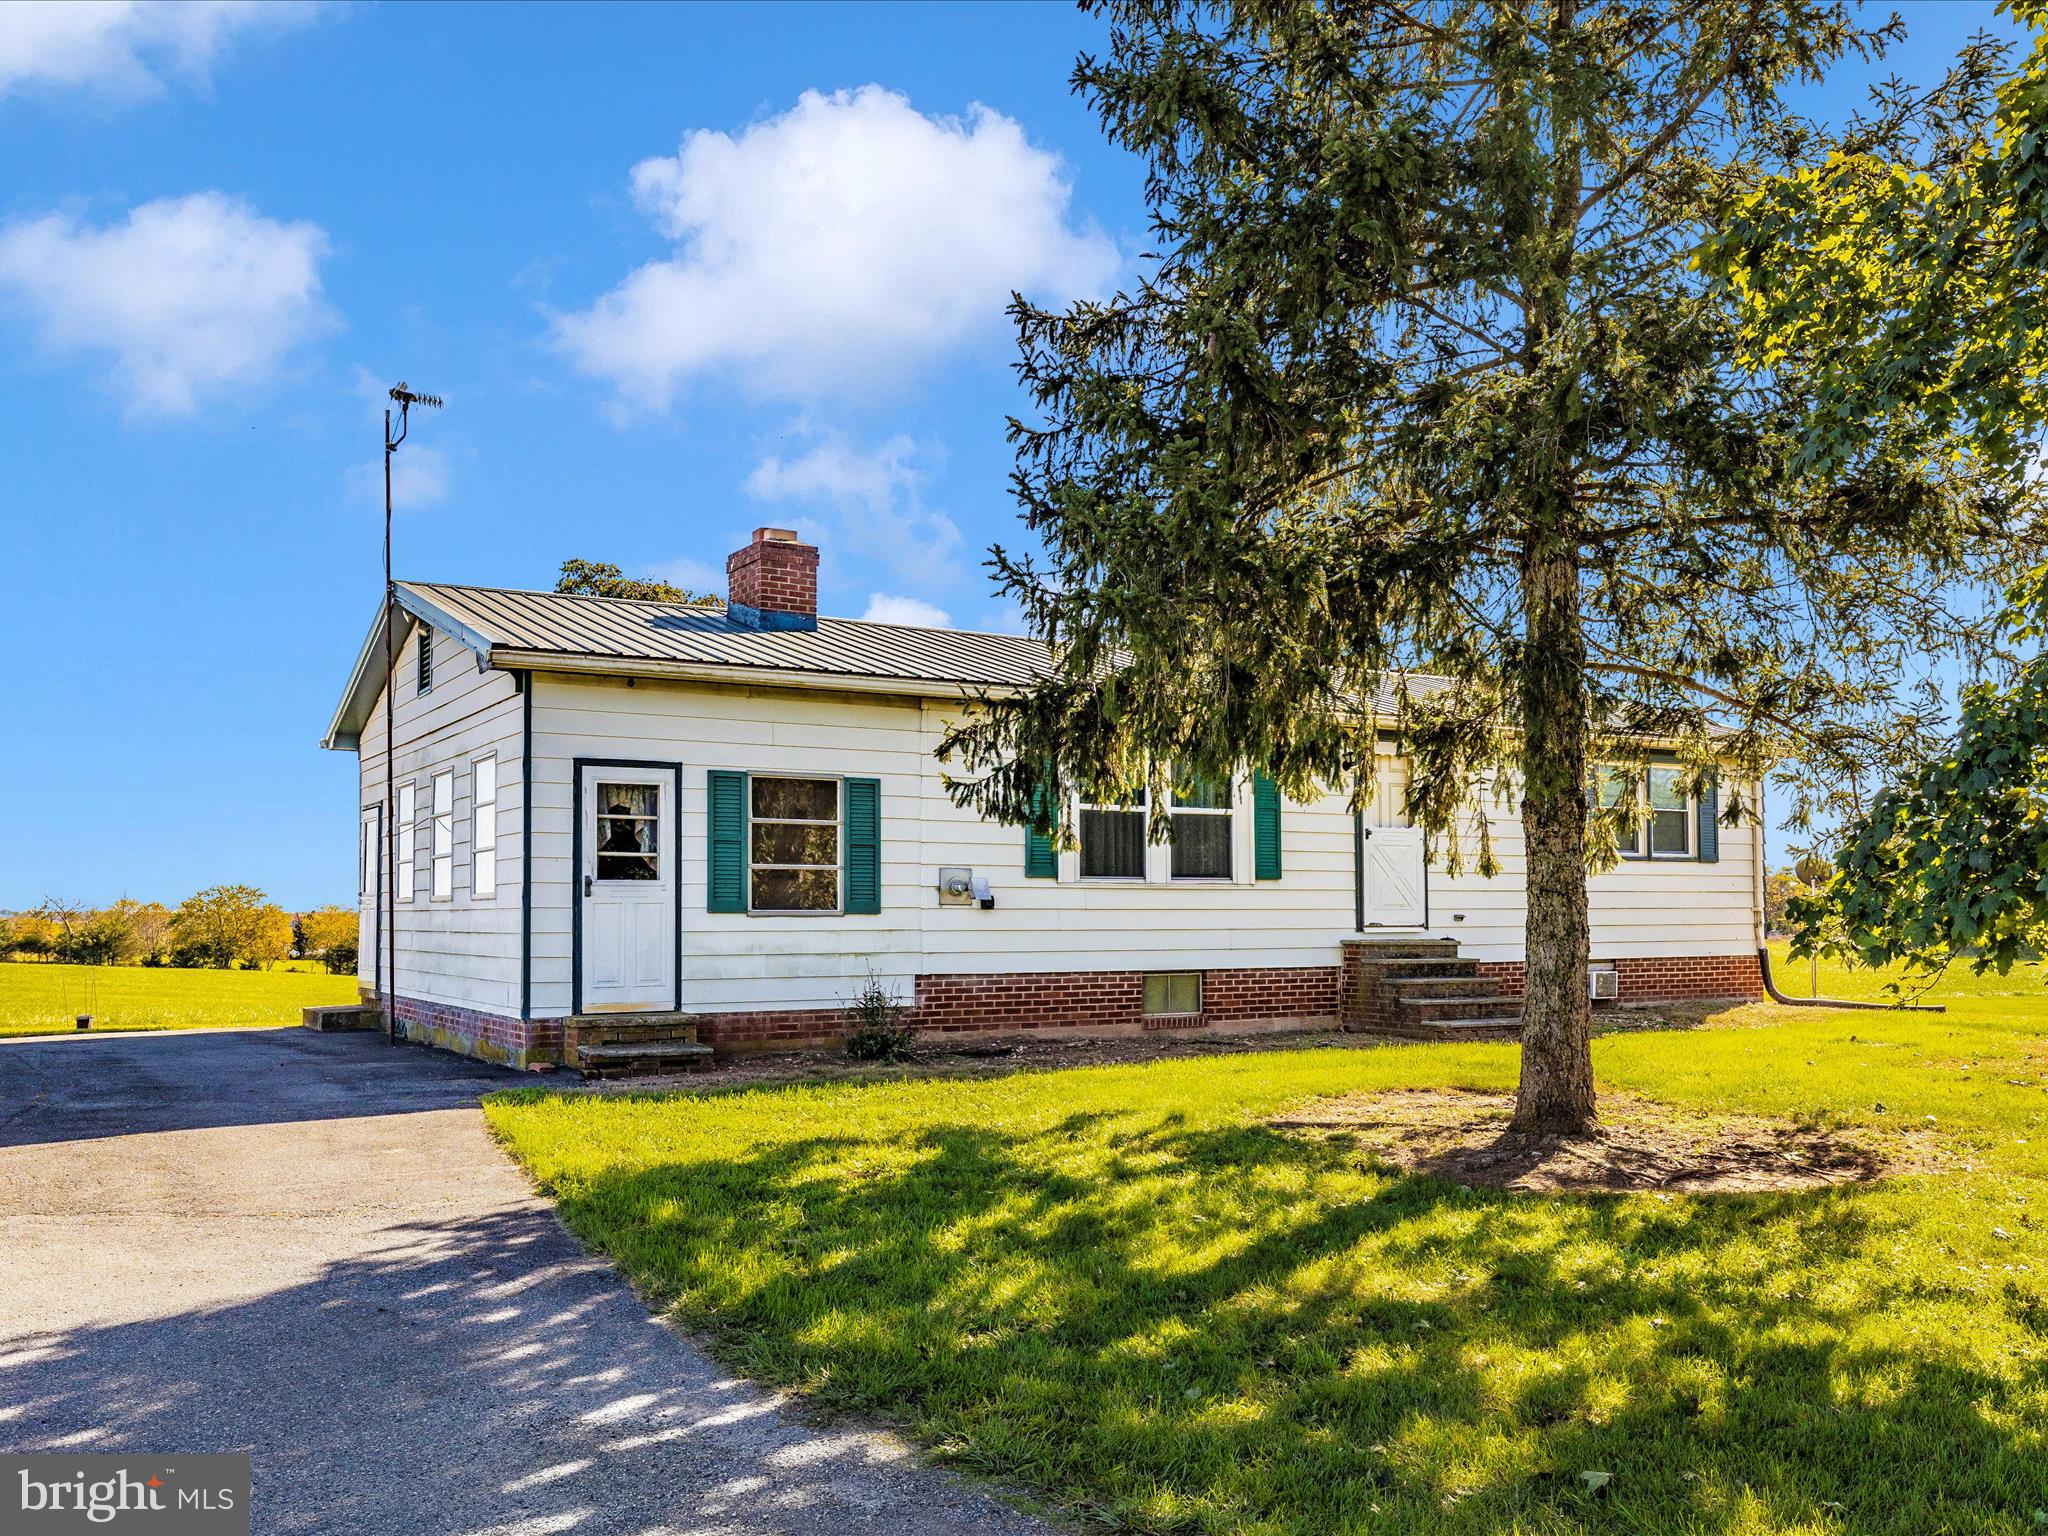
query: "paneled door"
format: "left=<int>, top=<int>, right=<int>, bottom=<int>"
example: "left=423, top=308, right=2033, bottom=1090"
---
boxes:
left=1360, top=756, right=1427, bottom=928
left=578, top=765, right=677, bottom=1012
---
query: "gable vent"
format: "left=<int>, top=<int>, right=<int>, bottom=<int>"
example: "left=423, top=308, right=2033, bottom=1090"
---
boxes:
left=416, top=626, right=434, bottom=695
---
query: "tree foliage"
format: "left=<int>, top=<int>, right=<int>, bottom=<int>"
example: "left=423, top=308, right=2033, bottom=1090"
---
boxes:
left=169, top=885, right=292, bottom=970
left=1706, top=5, right=2048, bottom=974
left=1702, top=2, right=2048, bottom=477
left=555, top=559, right=722, bottom=605
left=938, top=0, right=2034, bottom=1131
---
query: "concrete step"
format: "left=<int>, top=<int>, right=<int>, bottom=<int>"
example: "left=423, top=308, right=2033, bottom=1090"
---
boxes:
left=573, top=1040, right=716, bottom=1079
left=1396, top=994, right=1522, bottom=1023
left=303, top=1004, right=382, bottom=1032
left=1384, top=974, right=1502, bottom=999
left=1359, top=954, right=1482, bottom=979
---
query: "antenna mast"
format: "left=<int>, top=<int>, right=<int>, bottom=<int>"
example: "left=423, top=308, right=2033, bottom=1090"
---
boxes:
left=382, top=383, right=442, bottom=1044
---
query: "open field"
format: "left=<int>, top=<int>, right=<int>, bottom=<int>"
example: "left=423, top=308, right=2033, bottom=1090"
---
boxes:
left=0, top=961, right=359, bottom=1037
left=490, top=965, right=2048, bottom=1535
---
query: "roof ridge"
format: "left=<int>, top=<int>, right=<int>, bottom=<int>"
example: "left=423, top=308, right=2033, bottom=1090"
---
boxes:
left=401, top=579, right=1040, bottom=644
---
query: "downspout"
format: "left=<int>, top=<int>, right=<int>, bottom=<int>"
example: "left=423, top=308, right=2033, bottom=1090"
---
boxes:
left=1751, top=790, right=1943, bottom=1013
left=520, top=670, right=533, bottom=1021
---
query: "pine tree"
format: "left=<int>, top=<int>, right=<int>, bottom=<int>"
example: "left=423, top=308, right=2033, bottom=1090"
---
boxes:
left=941, top=0, right=2033, bottom=1132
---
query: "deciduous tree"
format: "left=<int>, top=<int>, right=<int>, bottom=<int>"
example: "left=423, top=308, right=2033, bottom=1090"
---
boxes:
left=555, top=559, right=722, bottom=605
left=941, top=0, right=2032, bottom=1133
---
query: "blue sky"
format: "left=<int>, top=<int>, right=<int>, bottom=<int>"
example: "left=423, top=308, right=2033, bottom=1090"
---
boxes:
left=0, top=1, right=2021, bottom=911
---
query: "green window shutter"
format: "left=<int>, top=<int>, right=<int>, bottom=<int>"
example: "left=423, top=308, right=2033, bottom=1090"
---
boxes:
left=708, top=769, right=748, bottom=913
left=1696, top=774, right=1720, bottom=863
left=844, top=777, right=882, bottom=914
left=1023, top=783, right=1058, bottom=878
left=1253, top=772, right=1283, bottom=880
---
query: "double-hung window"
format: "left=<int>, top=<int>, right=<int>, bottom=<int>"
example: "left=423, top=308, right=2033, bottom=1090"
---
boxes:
left=396, top=783, right=417, bottom=902
left=1079, top=790, right=1147, bottom=879
left=1596, top=764, right=1693, bottom=859
left=472, top=755, right=498, bottom=899
left=1168, top=775, right=1232, bottom=879
left=430, top=771, right=454, bottom=899
left=751, top=777, right=840, bottom=911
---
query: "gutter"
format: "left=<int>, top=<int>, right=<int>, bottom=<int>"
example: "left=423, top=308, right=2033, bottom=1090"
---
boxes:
left=486, top=648, right=1027, bottom=701
left=1750, top=794, right=1944, bottom=1014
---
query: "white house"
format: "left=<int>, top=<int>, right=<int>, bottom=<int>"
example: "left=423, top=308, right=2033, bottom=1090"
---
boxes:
left=321, top=527, right=1765, bottom=1070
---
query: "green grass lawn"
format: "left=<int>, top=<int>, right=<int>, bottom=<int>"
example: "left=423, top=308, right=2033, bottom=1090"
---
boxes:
left=0, top=961, right=359, bottom=1037
left=489, top=957, right=2048, bottom=1535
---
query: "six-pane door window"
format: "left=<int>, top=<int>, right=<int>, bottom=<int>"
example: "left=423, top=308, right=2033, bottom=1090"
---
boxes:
left=596, top=784, right=659, bottom=881
left=472, top=756, right=497, bottom=898
left=751, top=777, right=839, bottom=911
left=431, top=771, right=454, bottom=899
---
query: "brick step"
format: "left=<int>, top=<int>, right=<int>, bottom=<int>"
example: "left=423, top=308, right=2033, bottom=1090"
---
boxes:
left=1395, top=993, right=1523, bottom=1023
left=1384, top=974, right=1502, bottom=999
left=573, top=1041, right=716, bottom=1079
left=565, top=1012, right=700, bottom=1049
left=1342, top=938, right=1462, bottom=960
left=1360, top=955, right=1482, bottom=980
left=1351, top=1017, right=1523, bottom=1042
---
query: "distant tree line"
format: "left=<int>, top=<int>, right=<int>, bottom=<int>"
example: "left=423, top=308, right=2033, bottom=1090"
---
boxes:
left=0, top=888, right=357, bottom=973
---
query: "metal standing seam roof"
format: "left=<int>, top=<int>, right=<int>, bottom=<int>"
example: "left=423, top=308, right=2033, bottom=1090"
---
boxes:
left=321, top=579, right=1454, bottom=750
left=403, top=581, right=1057, bottom=686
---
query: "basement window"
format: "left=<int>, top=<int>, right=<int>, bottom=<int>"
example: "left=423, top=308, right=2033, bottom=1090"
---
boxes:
left=1143, top=971, right=1201, bottom=1017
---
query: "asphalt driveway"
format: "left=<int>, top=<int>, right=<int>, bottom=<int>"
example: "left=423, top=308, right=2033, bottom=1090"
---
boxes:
left=0, top=1027, right=1051, bottom=1536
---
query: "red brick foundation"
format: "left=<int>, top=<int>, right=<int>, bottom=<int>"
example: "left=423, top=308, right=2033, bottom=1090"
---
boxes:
left=1475, top=952, right=1763, bottom=1003
left=694, top=966, right=1343, bottom=1053
left=387, top=996, right=564, bottom=1070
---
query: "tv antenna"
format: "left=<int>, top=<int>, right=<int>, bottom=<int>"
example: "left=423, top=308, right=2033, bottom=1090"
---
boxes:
left=381, top=382, right=442, bottom=1044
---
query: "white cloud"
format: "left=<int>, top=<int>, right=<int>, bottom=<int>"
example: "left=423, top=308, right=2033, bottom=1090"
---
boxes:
left=860, top=593, right=951, bottom=628
left=0, top=1, right=314, bottom=101
left=554, top=84, right=1120, bottom=406
left=647, top=555, right=725, bottom=596
left=347, top=444, right=449, bottom=512
left=0, top=192, right=333, bottom=417
left=744, top=432, right=965, bottom=586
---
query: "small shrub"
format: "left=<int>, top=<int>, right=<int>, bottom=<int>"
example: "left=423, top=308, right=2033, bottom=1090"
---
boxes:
left=322, top=941, right=359, bottom=975
left=843, top=973, right=914, bottom=1062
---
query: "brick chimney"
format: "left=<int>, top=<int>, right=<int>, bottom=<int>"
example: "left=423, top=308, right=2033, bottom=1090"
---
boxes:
left=726, top=527, right=819, bottom=631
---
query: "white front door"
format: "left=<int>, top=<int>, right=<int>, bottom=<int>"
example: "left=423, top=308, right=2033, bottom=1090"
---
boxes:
left=1360, top=757, right=1427, bottom=927
left=579, top=766, right=677, bottom=1012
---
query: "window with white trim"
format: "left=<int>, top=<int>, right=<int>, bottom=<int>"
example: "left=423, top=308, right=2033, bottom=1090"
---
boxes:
left=1079, top=789, right=1147, bottom=879
left=472, top=755, right=498, bottom=899
left=1168, top=775, right=1232, bottom=879
left=1596, top=764, right=1693, bottom=859
left=396, top=783, right=417, bottom=902
left=431, top=770, right=454, bottom=900
left=750, top=776, right=839, bottom=911
left=416, top=626, right=433, bottom=695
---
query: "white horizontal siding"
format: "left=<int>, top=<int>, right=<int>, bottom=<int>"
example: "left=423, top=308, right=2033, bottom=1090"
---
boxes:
left=356, top=623, right=526, bottom=1013
left=524, top=674, right=1759, bottom=1018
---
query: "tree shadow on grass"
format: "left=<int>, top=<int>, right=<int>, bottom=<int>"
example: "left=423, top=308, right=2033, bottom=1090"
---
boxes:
left=535, top=1100, right=2048, bottom=1535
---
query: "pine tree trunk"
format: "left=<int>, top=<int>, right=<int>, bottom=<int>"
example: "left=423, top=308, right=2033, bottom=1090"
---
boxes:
left=1513, top=536, right=1597, bottom=1135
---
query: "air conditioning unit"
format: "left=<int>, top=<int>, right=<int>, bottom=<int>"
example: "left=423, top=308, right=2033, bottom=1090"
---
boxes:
left=1588, top=966, right=1620, bottom=1002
